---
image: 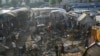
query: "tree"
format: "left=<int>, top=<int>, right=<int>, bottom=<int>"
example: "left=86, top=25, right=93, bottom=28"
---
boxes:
left=49, top=0, right=56, bottom=4
left=11, top=0, right=18, bottom=6
left=44, top=0, right=49, bottom=2
left=88, top=0, right=92, bottom=2
left=0, top=0, right=1, bottom=6
left=49, top=0, right=62, bottom=5
left=58, top=0, right=62, bottom=3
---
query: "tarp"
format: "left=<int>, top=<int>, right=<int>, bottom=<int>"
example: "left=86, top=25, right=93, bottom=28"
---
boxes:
left=50, top=10, right=67, bottom=15
left=95, top=16, right=100, bottom=23
left=50, top=10, right=68, bottom=20
left=72, top=3, right=100, bottom=8
left=77, top=13, right=96, bottom=26
left=1, top=10, right=11, bottom=14
left=4, top=12, right=16, bottom=17
left=50, top=10, right=66, bottom=14
left=35, top=15, right=49, bottom=25
left=12, top=7, right=29, bottom=13
left=0, top=11, right=16, bottom=22
left=77, top=13, right=87, bottom=22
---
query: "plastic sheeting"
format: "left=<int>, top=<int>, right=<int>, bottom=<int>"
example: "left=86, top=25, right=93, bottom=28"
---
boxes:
left=95, top=16, right=100, bottom=23
left=77, top=13, right=96, bottom=26
left=77, top=13, right=87, bottom=22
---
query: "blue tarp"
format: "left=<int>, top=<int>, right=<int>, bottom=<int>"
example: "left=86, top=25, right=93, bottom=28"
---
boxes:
left=72, top=3, right=100, bottom=8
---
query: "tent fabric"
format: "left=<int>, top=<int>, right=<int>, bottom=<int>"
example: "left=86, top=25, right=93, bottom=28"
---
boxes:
left=95, top=16, right=100, bottom=23
left=77, top=13, right=87, bottom=22
left=50, top=10, right=67, bottom=18
left=5, top=12, right=16, bottom=17
left=0, top=12, right=16, bottom=21
left=77, top=13, right=96, bottom=26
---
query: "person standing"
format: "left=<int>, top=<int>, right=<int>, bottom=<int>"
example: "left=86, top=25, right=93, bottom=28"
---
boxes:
left=58, top=44, right=61, bottom=56
left=55, top=44, right=59, bottom=56
left=0, top=22, right=3, bottom=42
left=61, top=43, right=65, bottom=56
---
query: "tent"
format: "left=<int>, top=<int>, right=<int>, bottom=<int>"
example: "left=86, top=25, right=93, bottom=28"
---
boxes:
left=95, top=15, right=100, bottom=23
left=77, top=13, right=96, bottom=26
left=35, top=15, right=50, bottom=26
left=50, top=10, right=67, bottom=19
left=0, top=12, right=16, bottom=22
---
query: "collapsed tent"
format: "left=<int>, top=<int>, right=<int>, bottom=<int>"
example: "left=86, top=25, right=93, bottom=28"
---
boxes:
left=95, top=15, right=100, bottom=23
left=35, top=15, right=50, bottom=26
left=0, top=12, right=16, bottom=22
left=77, top=13, right=96, bottom=26
left=9, top=8, right=33, bottom=30
left=49, top=10, right=68, bottom=27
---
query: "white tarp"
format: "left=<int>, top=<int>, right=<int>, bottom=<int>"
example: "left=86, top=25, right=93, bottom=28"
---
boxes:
left=50, top=10, right=66, bottom=14
left=77, top=13, right=96, bottom=26
left=5, top=12, right=16, bottom=17
left=77, top=13, right=87, bottom=22
left=95, top=16, right=100, bottom=23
